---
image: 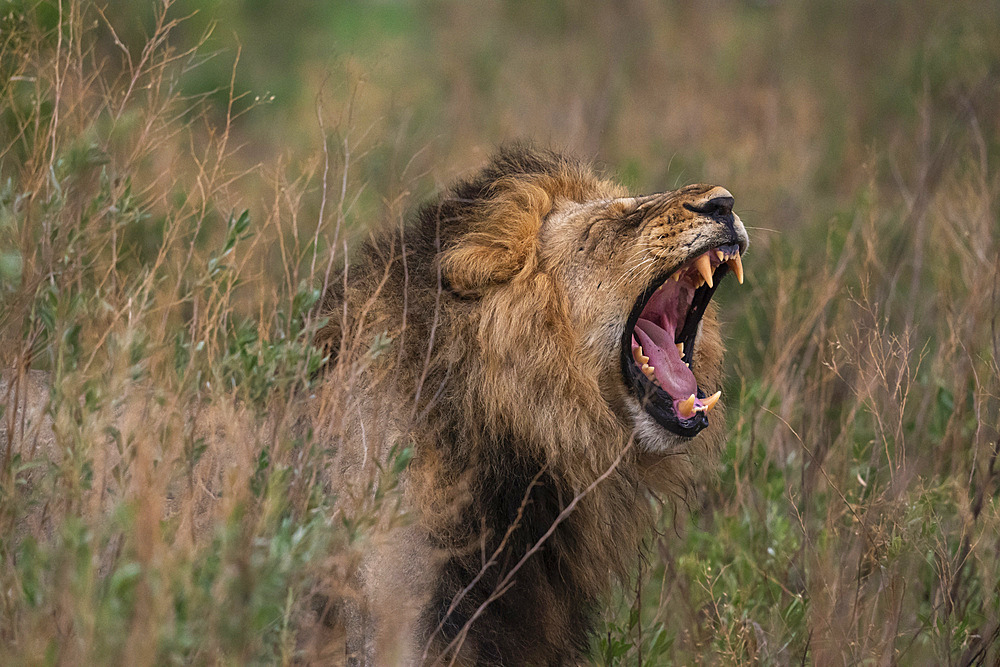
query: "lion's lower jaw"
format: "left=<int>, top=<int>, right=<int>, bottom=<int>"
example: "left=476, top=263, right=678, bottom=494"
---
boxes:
left=627, top=399, right=692, bottom=453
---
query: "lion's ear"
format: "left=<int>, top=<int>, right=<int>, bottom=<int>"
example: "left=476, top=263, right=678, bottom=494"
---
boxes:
left=440, top=239, right=527, bottom=296
left=439, top=182, right=551, bottom=296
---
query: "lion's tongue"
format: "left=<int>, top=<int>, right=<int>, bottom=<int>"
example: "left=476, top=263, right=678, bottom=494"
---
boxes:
left=634, top=318, right=697, bottom=400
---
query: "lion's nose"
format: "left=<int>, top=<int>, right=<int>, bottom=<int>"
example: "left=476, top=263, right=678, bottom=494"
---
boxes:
left=685, top=187, right=734, bottom=216
left=701, top=196, right=733, bottom=216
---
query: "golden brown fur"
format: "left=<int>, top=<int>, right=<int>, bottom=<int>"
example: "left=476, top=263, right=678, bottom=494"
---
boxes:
left=315, top=145, right=748, bottom=665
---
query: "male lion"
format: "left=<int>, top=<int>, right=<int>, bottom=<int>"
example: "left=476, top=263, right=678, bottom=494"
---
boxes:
left=315, top=145, right=748, bottom=665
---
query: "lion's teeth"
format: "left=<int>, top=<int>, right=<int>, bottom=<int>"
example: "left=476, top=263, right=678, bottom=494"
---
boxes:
left=694, top=253, right=713, bottom=288
left=675, top=342, right=684, bottom=355
left=633, top=345, right=649, bottom=365
left=692, top=391, right=721, bottom=415
left=677, top=394, right=696, bottom=418
left=672, top=272, right=682, bottom=282
left=727, top=254, right=744, bottom=284
left=715, top=249, right=725, bottom=261
left=641, top=363, right=655, bottom=380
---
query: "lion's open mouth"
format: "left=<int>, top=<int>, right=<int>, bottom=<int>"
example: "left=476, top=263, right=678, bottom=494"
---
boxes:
left=620, top=243, right=744, bottom=437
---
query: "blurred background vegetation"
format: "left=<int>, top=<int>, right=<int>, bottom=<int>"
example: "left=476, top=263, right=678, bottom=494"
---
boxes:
left=1, top=0, right=998, bottom=664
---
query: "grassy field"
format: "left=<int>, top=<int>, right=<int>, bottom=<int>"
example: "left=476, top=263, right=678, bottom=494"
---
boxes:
left=1, top=0, right=999, bottom=664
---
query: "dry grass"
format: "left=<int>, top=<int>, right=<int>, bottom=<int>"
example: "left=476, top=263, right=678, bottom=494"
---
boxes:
left=0, top=3, right=395, bottom=663
left=1, top=0, right=999, bottom=664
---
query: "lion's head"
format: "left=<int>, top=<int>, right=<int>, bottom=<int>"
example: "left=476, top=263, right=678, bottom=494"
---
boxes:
left=435, top=147, right=748, bottom=463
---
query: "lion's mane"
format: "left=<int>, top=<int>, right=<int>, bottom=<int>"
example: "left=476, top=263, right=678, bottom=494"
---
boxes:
left=316, top=145, right=726, bottom=664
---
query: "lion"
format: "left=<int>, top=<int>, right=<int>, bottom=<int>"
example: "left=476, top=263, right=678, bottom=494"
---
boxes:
left=315, top=145, right=749, bottom=665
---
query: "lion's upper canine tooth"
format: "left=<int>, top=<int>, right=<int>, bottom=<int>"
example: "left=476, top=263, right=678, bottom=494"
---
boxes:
left=694, top=253, right=713, bottom=288
left=677, top=394, right=696, bottom=418
left=703, top=390, right=721, bottom=412
left=727, top=253, right=744, bottom=284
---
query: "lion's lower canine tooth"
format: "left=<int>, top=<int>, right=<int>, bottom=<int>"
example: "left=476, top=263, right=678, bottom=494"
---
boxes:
left=694, top=253, right=713, bottom=288
left=727, top=254, right=744, bottom=284
left=703, top=390, right=721, bottom=412
left=678, top=394, right=696, bottom=418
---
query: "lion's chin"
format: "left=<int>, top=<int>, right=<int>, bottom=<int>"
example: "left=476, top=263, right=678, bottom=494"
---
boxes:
left=627, top=400, right=691, bottom=454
